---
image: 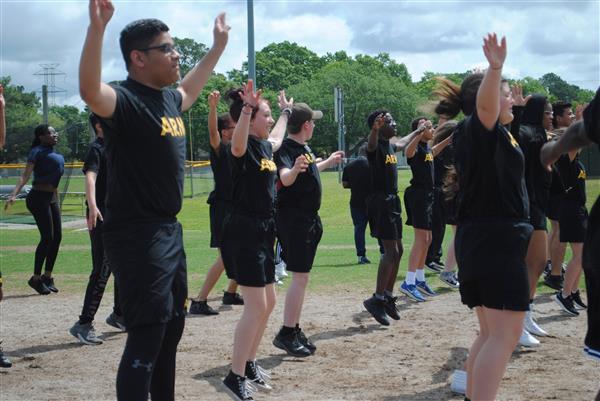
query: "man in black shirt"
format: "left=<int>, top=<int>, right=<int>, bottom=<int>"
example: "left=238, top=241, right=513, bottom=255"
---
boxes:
left=342, top=145, right=383, bottom=264
left=79, top=1, right=229, bottom=399
left=362, top=110, right=425, bottom=326
left=69, top=114, right=125, bottom=346
left=272, top=103, right=343, bottom=357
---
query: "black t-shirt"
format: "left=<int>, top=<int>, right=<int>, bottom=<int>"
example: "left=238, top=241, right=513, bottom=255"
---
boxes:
left=342, top=157, right=371, bottom=209
left=82, top=137, right=107, bottom=211
left=367, top=139, right=398, bottom=195
left=207, top=142, right=232, bottom=204
left=434, top=144, right=453, bottom=188
left=407, top=141, right=434, bottom=189
left=101, top=78, right=185, bottom=227
left=229, top=135, right=277, bottom=217
left=517, top=124, right=552, bottom=210
left=274, top=138, right=322, bottom=213
left=453, top=111, right=529, bottom=221
left=556, top=154, right=586, bottom=205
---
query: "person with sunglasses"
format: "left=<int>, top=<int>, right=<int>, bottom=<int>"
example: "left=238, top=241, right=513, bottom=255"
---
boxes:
left=362, top=110, right=429, bottom=326
left=78, top=0, right=229, bottom=399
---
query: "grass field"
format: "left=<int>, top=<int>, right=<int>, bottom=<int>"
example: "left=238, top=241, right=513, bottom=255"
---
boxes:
left=1, top=171, right=597, bottom=295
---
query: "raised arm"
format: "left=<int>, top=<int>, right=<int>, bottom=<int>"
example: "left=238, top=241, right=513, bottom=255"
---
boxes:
left=405, top=121, right=428, bottom=159
left=367, top=114, right=384, bottom=152
left=85, top=171, right=103, bottom=230
left=268, top=90, right=293, bottom=152
left=231, top=81, right=260, bottom=158
left=207, top=91, right=221, bottom=152
left=432, top=134, right=453, bottom=157
left=177, top=13, right=230, bottom=112
left=391, top=125, right=425, bottom=150
left=5, top=163, right=34, bottom=210
left=540, top=120, right=590, bottom=171
left=79, top=0, right=117, bottom=118
left=316, top=150, right=344, bottom=172
left=476, top=33, right=507, bottom=131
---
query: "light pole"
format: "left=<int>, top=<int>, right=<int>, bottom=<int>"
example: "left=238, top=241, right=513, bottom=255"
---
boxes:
left=247, top=0, right=256, bottom=86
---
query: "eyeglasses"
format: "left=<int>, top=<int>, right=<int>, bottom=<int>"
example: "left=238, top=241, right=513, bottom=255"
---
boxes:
left=138, top=43, right=179, bottom=55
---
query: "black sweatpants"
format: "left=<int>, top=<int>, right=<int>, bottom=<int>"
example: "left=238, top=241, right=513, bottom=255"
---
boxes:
left=79, top=218, right=121, bottom=324
left=116, top=316, right=185, bottom=401
left=26, top=190, right=62, bottom=275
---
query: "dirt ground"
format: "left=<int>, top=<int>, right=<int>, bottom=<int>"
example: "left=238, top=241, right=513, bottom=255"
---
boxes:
left=0, top=286, right=598, bottom=401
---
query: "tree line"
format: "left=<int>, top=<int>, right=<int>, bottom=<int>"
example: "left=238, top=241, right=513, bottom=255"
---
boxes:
left=1, top=40, right=595, bottom=163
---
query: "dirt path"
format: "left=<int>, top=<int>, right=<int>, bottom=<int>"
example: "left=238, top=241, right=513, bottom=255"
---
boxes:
left=0, top=287, right=597, bottom=400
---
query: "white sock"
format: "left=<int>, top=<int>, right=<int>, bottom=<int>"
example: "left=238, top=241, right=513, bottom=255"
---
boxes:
left=406, top=271, right=416, bottom=285
left=384, top=290, right=393, bottom=298
left=416, top=268, right=425, bottom=281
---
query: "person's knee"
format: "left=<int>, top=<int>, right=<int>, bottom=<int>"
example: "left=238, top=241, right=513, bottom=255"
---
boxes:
left=292, top=272, right=310, bottom=288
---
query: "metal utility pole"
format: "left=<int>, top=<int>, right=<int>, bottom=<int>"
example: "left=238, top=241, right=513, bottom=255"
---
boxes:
left=34, top=63, right=66, bottom=106
left=334, top=87, right=345, bottom=182
left=247, top=0, right=256, bottom=87
left=42, top=85, right=49, bottom=124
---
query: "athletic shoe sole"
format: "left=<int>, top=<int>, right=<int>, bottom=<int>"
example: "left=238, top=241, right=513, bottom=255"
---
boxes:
left=399, top=287, right=426, bottom=302
left=439, top=276, right=459, bottom=288
left=584, top=346, right=600, bottom=361
left=425, top=265, right=443, bottom=273
left=362, top=300, right=391, bottom=326
left=272, top=338, right=312, bottom=357
left=69, top=329, right=103, bottom=346
left=552, top=294, right=579, bottom=316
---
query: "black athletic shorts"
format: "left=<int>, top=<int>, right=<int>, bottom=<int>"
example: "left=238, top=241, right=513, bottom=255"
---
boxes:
left=367, top=193, right=403, bottom=240
left=221, top=212, right=276, bottom=287
left=209, top=200, right=232, bottom=248
left=529, top=202, right=548, bottom=231
left=546, top=194, right=562, bottom=221
left=404, top=186, right=433, bottom=230
left=276, top=208, right=323, bottom=273
left=444, top=195, right=458, bottom=226
left=582, top=197, right=600, bottom=360
left=103, top=220, right=187, bottom=329
left=456, top=219, right=533, bottom=311
left=559, top=201, right=588, bottom=243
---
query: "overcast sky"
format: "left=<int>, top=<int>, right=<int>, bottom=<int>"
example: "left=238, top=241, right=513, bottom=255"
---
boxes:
left=1, top=0, right=598, bottom=108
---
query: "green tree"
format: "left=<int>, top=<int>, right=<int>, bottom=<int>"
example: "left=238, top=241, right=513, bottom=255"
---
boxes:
left=173, top=37, right=209, bottom=77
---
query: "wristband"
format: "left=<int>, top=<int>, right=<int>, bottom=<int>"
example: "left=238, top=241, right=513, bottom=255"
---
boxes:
left=490, top=65, right=502, bottom=70
left=242, top=103, right=255, bottom=109
left=241, top=109, right=253, bottom=115
left=282, top=107, right=292, bottom=116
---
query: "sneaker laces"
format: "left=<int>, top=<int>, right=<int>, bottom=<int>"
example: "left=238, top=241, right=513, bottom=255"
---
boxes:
left=245, top=379, right=257, bottom=396
left=386, top=296, right=399, bottom=311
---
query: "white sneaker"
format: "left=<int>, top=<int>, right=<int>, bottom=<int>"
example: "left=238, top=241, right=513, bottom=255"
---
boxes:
left=518, top=328, right=540, bottom=348
left=524, top=310, right=548, bottom=337
left=450, top=369, right=466, bottom=395
left=275, top=261, right=288, bottom=278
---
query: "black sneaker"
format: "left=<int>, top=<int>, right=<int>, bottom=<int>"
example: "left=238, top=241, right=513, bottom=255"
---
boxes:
left=223, top=370, right=254, bottom=401
left=553, top=292, right=579, bottom=316
left=189, top=300, right=219, bottom=315
left=28, top=276, right=50, bottom=295
left=273, top=330, right=311, bottom=357
left=41, top=275, right=58, bottom=293
left=384, top=295, right=401, bottom=321
left=363, top=295, right=390, bottom=326
left=106, top=312, right=127, bottom=331
left=571, top=290, right=587, bottom=310
left=425, top=261, right=443, bottom=273
left=245, top=360, right=272, bottom=391
left=358, top=256, right=371, bottom=264
left=543, top=274, right=563, bottom=291
left=0, top=343, right=11, bottom=368
left=223, top=292, right=244, bottom=305
left=295, top=326, right=316, bottom=354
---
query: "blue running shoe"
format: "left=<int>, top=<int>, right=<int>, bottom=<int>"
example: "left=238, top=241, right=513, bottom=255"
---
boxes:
left=416, top=280, right=437, bottom=296
left=400, top=281, right=426, bottom=302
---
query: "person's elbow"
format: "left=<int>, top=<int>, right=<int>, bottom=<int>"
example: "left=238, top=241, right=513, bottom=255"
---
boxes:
left=231, top=144, right=245, bottom=157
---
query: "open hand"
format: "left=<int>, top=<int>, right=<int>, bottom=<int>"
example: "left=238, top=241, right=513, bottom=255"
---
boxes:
left=213, top=12, right=230, bottom=49
left=4, top=195, right=15, bottom=211
left=327, top=151, right=345, bottom=167
left=575, top=103, right=587, bottom=121
left=278, top=90, right=293, bottom=111
left=0, top=85, right=5, bottom=110
left=89, top=0, right=114, bottom=29
left=482, top=33, right=506, bottom=70
left=372, top=114, right=385, bottom=131
left=511, top=85, right=532, bottom=107
left=208, top=90, right=220, bottom=108
left=239, top=80, right=262, bottom=108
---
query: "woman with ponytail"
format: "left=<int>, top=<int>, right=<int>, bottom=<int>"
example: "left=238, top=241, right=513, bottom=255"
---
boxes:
left=436, top=34, right=532, bottom=401
left=5, top=124, right=64, bottom=295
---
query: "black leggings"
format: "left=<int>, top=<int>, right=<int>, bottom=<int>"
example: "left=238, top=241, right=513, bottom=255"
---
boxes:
left=79, top=218, right=121, bottom=324
left=116, top=316, right=185, bottom=401
left=26, top=190, right=62, bottom=275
